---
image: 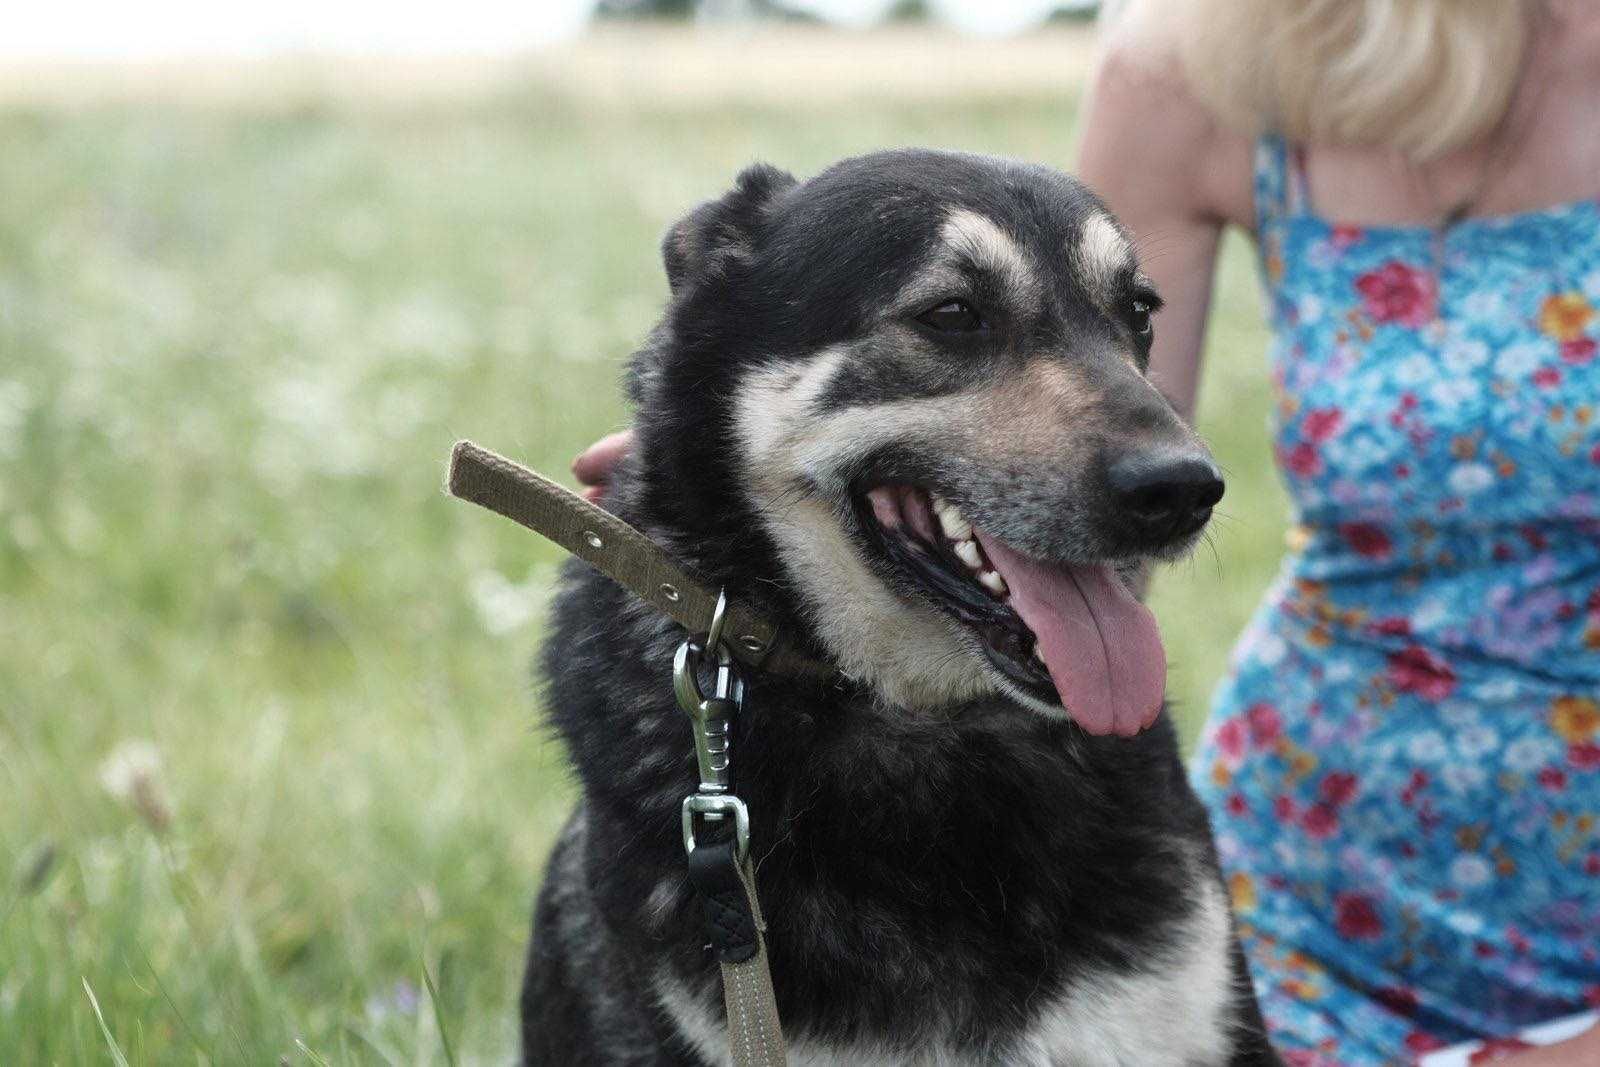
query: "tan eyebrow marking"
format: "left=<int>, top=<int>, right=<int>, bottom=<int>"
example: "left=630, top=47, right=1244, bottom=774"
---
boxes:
left=940, top=208, right=1039, bottom=296
left=1074, top=212, right=1134, bottom=296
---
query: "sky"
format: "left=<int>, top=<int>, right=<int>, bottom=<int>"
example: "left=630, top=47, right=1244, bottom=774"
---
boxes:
left=4, top=1, right=601, bottom=57
left=3, top=0, right=1096, bottom=58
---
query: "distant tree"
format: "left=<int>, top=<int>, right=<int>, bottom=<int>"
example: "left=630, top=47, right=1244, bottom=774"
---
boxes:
left=596, top=0, right=696, bottom=17
left=596, top=0, right=1097, bottom=22
left=597, top=0, right=802, bottom=17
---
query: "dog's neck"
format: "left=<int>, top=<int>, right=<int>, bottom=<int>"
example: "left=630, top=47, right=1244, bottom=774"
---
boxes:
left=613, top=448, right=826, bottom=651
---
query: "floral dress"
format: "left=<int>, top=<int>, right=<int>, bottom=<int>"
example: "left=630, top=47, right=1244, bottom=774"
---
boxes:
left=1191, top=135, right=1600, bottom=1065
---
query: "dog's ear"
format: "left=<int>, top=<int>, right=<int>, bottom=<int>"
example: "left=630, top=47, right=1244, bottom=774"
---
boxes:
left=662, top=163, right=796, bottom=294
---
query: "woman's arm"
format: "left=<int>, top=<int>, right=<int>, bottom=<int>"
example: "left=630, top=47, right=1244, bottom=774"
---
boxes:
left=1075, top=40, right=1252, bottom=420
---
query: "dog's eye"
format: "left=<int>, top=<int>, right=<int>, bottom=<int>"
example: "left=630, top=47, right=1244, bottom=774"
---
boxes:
left=1130, top=299, right=1154, bottom=338
left=917, top=299, right=985, bottom=333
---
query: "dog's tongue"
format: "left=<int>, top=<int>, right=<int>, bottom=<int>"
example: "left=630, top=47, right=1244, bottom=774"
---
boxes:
left=973, top=531, right=1166, bottom=737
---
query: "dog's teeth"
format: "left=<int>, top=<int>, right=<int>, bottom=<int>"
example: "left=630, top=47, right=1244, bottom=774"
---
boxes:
left=1032, top=644, right=1047, bottom=664
left=933, top=498, right=972, bottom=541
left=953, top=539, right=982, bottom=570
left=979, top=569, right=1007, bottom=596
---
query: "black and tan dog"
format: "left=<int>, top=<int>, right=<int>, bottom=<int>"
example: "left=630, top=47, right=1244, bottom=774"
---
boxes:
left=520, top=150, right=1279, bottom=1065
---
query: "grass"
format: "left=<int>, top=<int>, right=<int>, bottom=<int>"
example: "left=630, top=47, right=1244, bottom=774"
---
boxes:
left=0, top=49, right=1285, bottom=1064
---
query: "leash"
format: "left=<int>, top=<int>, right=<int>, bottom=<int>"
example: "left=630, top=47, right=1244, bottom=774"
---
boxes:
left=448, top=440, right=830, bottom=681
left=446, top=440, right=791, bottom=1067
left=676, top=620, right=788, bottom=1067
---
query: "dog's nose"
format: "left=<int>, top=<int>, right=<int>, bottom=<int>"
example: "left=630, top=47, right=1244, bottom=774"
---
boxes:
left=1106, top=449, right=1225, bottom=537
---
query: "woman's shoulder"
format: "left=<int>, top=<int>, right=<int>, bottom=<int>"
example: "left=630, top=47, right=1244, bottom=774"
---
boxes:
left=1082, top=38, right=1256, bottom=230
left=1090, top=31, right=1194, bottom=106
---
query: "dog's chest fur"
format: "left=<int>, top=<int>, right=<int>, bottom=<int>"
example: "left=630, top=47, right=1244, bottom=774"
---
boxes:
left=526, top=565, right=1257, bottom=1066
left=654, top=890, right=1235, bottom=1067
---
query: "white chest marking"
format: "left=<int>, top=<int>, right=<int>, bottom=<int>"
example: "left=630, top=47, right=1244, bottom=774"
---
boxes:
left=654, top=879, right=1237, bottom=1067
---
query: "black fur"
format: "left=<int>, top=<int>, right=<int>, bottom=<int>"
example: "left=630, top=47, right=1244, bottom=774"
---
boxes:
left=519, top=150, right=1279, bottom=1066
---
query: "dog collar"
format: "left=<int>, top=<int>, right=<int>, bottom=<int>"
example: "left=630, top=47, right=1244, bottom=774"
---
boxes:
left=446, top=441, right=837, bottom=683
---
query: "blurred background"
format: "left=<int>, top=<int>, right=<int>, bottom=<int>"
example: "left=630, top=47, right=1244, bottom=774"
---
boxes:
left=0, top=1, right=1285, bottom=1062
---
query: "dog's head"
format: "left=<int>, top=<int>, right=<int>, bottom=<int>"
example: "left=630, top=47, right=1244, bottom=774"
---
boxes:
left=629, top=150, right=1221, bottom=736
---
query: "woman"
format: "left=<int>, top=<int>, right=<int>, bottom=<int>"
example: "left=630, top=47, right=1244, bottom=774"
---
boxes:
left=1078, top=0, right=1600, bottom=1062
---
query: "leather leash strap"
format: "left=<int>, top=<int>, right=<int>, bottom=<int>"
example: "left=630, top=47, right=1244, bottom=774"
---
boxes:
left=447, top=440, right=791, bottom=1066
left=446, top=440, right=830, bottom=681
left=688, top=839, right=788, bottom=1067
left=723, top=858, right=787, bottom=1067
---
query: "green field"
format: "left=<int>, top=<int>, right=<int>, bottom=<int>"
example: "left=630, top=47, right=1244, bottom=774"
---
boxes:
left=0, top=56, right=1286, bottom=1064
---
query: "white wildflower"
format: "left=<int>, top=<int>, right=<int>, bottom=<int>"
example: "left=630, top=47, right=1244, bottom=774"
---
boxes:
left=98, top=739, right=172, bottom=832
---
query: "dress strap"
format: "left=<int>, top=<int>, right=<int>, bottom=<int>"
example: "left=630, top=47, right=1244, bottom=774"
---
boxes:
left=1254, top=133, right=1313, bottom=229
left=1287, top=142, right=1315, bottom=214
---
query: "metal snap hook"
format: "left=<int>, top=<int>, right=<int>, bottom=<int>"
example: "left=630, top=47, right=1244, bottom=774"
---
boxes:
left=673, top=588, right=740, bottom=720
left=673, top=637, right=743, bottom=796
left=673, top=587, right=749, bottom=859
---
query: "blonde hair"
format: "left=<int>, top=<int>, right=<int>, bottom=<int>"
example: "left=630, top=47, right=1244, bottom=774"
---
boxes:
left=1107, top=0, right=1539, bottom=160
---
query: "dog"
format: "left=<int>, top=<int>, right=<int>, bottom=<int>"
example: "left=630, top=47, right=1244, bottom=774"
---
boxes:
left=519, top=149, right=1279, bottom=1066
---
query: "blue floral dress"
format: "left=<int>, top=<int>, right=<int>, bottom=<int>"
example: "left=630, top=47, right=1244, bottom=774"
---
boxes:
left=1191, top=136, right=1600, bottom=1065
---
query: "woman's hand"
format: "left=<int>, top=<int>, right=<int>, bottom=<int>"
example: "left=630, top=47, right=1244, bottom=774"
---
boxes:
left=572, top=430, right=635, bottom=503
